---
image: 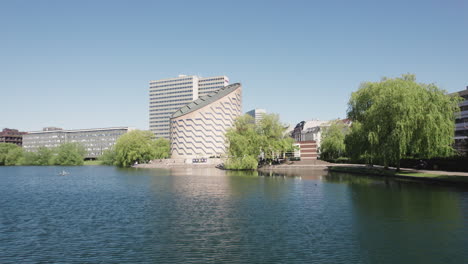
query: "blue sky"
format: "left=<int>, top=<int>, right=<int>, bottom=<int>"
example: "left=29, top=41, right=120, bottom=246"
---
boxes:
left=1, top=0, right=467, bottom=131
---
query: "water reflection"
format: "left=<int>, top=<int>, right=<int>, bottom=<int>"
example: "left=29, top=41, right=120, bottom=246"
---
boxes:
left=325, top=171, right=467, bottom=263
left=1, top=166, right=467, bottom=263
left=258, top=168, right=328, bottom=180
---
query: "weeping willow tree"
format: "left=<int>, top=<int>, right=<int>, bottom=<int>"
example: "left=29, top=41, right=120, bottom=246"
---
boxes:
left=320, top=120, right=348, bottom=161
left=345, top=74, right=462, bottom=170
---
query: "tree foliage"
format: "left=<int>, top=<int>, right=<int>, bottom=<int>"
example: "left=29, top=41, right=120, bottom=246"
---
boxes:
left=52, top=143, right=86, bottom=166
left=320, top=120, right=347, bottom=161
left=0, top=143, right=23, bottom=165
left=99, top=148, right=117, bottom=165
left=5, top=146, right=23, bottom=165
left=113, top=130, right=169, bottom=167
left=153, top=137, right=171, bottom=159
left=225, top=113, right=294, bottom=170
left=345, top=74, right=462, bottom=170
left=257, top=114, right=295, bottom=162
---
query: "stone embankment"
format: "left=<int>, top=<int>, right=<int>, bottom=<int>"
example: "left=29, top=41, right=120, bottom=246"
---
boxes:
left=259, top=159, right=331, bottom=170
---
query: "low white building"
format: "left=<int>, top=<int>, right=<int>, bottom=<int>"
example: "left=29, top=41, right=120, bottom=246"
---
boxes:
left=23, top=127, right=133, bottom=158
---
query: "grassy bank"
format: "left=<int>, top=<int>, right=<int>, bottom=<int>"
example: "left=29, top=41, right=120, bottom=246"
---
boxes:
left=328, top=166, right=468, bottom=184
left=84, top=160, right=102, bottom=166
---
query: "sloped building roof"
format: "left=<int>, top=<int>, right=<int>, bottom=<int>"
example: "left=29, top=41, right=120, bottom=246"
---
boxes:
left=171, top=83, right=241, bottom=119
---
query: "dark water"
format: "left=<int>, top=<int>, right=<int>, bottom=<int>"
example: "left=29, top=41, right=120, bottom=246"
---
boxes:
left=0, top=166, right=467, bottom=263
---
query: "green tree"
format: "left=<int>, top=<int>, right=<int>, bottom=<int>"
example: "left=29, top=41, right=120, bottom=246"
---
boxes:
left=99, top=148, right=117, bottom=165
left=36, top=147, right=54, bottom=165
left=320, top=120, right=347, bottom=161
left=0, top=143, right=22, bottom=165
left=153, top=138, right=171, bottom=159
left=114, top=130, right=161, bottom=167
left=225, top=113, right=295, bottom=169
left=52, top=143, right=86, bottom=166
left=18, top=147, right=54, bottom=166
left=225, top=115, right=261, bottom=169
left=346, top=74, right=462, bottom=170
left=257, top=114, right=295, bottom=164
left=19, top=151, right=39, bottom=165
left=5, top=146, right=23, bottom=165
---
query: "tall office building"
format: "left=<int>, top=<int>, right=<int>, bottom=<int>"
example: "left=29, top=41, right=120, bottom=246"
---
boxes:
left=246, top=108, right=266, bottom=124
left=149, top=75, right=229, bottom=139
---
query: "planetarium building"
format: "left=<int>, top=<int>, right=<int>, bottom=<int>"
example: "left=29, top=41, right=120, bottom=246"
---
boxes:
left=170, top=83, right=242, bottom=159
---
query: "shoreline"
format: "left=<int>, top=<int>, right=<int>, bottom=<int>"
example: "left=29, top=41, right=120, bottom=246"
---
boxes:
left=328, top=165, right=468, bottom=185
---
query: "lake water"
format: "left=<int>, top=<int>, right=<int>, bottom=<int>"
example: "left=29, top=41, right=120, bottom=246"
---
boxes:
left=0, top=166, right=467, bottom=263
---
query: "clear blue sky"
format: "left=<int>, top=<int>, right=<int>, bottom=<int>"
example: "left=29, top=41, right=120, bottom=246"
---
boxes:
left=1, top=0, right=467, bottom=131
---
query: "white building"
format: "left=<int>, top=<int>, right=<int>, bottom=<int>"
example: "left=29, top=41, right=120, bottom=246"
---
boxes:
left=246, top=108, right=266, bottom=124
left=149, top=75, right=229, bottom=139
left=170, top=83, right=242, bottom=159
left=23, top=127, right=133, bottom=158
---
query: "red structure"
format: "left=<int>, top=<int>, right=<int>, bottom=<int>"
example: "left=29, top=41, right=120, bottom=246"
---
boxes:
left=0, top=128, right=27, bottom=146
left=297, top=140, right=318, bottom=160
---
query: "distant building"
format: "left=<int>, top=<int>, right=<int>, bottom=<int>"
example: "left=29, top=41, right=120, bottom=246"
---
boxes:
left=453, top=86, right=468, bottom=155
left=290, top=119, right=350, bottom=160
left=170, top=83, right=242, bottom=159
left=291, top=120, right=330, bottom=146
left=0, top=128, right=27, bottom=146
left=149, top=75, right=229, bottom=139
left=246, top=108, right=266, bottom=124
left=23, top=127, right=133, bottom=158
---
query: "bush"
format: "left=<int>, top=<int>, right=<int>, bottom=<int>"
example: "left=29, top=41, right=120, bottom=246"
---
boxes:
left=225, top=155, right=258, bottom=170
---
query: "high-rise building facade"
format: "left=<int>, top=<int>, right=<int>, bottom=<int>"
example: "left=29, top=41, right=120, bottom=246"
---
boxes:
left=149, top=75, right=229, bottom=139
left=246, top=108, right=266, bottom=124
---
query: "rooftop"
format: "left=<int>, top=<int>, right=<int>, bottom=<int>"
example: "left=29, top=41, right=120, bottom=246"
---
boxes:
left=171, top=83, right=241, bottom=119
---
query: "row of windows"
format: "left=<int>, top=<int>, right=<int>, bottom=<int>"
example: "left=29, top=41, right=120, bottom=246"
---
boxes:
left=151, top=128, right=170, bottom=132
left=149, top=85, right=193, bottom=93
left=150, top=124, right=169, bottom=127
left=199, top=86, right=223, bottom=91
left=150, top=102, right=188, bottom=109
left=150, top=120, right=169, bottom=124
left=150, top=96, right=193, bottom=104
left=25, top=133, right=124, bottom=140
left=199, top=82, right=224, bottom=87
left=149, top=108, right=181, bottom=114
left=456, top=118, right=468, bottom=124
left=150, top=115, right=170, bottom=119
left=150, top=89, right=193, bottom=97
left=199, top=77, right=225, bottom=83
left=455, top=130, right=468, bottom=136
left=150, top=82, right=194, bottom=89
left=460, top=105, right=468, bottom=111
left=151, top=111, right=174, bottom=116
left=150, top=117, right=170, bottom=121
left=150, top=78, right=193, bottom=85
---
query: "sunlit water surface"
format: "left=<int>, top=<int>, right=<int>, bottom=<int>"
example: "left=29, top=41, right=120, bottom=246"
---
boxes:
left=0, top=166, right=467, bottom=263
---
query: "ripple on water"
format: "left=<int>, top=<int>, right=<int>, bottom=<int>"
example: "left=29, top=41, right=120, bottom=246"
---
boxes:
left=0, top=166, right=467, bottom=263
